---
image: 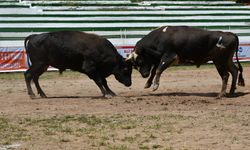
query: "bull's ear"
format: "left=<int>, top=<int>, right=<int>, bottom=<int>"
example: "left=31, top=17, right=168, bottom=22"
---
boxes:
left=145, top=48, right=162, bottom=58
left=134, top=47, right=142, bottom=54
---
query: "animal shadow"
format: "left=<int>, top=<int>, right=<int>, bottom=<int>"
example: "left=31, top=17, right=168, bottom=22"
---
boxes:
left=33, top=95, right=105, bottom=100
left=146, top=91, right=249, bottom=98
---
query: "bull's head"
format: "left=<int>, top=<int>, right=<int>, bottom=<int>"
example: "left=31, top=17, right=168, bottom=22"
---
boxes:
left=126, top=49, right=152, bottom=78
left=113, top=57, right=133, bottom=87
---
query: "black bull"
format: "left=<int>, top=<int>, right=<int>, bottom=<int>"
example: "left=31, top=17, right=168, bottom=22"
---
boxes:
left=127, top=26, right=245, bottom=98
left=24, top=31, right=132, bottom=98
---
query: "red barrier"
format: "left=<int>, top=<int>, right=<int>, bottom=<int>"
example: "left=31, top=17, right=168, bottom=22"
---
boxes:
left=0, top=45, right=249, bottom=72
left=0, top=48, right=27, bottom=72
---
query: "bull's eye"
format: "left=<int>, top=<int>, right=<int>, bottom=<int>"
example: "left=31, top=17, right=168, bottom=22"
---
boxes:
left=137, top=59, right=143, bottom=66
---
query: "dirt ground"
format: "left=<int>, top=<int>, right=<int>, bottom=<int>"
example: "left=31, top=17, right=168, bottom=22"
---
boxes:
left=0, top=65, right=249, bottom=150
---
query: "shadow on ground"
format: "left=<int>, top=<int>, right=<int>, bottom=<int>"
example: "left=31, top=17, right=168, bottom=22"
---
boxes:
left=144, top=92, right=249, bottom=98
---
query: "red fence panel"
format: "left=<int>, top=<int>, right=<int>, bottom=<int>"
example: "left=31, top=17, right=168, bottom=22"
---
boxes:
left=0, top=45, right=249, bottom=72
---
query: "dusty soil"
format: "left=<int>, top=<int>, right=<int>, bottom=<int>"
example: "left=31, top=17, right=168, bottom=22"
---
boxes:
left=0, top=65, right=249, bottom=150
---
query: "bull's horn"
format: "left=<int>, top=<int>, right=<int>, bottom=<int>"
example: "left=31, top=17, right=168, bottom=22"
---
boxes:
left=126, top=53, right=133, bottom=61
left=126, top=52, right=138, bottom=61
left=132, top=52, right=138, bottom=59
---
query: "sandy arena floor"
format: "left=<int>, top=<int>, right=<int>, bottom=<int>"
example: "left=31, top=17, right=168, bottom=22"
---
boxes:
left=0, top=65, right=249, bottom=150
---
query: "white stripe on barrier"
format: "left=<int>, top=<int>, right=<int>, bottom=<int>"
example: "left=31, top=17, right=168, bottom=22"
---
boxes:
left=2, top=29, right=250, bottom=38
left=43, top=10, right=250, bottom=15
left=0, top=22, right=249, bottom=28
left=38, top=6, right=250, bottom=11
left=2, top=15, right=250, bottom=21
left=22, top=0, right=235, bottom=5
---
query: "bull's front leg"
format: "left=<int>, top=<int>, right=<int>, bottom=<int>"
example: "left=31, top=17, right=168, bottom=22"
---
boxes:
left=91, top=74, right=110, bottom=98
left=83, top=61, right=110, bottom=98
left=152, top=51, right=178, bottom=91
left=102, top=78, right=116, bottom=96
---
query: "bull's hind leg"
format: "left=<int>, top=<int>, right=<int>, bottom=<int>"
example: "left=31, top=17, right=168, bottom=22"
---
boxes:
left=33, top=65, right=48, bottom=98
left=24, top=68, right=36, bottom=99
left=152, top=51, right=178, bottom=91
left=228, top=62, right=238, bottom=96
left=24, top=63, right=48, bottom=99
left=214, top=62, right=229, bottom=99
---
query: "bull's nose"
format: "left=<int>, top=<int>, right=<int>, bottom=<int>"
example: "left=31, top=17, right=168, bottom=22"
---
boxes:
left=125, top=82, right=132, bottom=87
left=123, top=80, right=132, bottom=87
left=141, top=72, right=150, bottom=78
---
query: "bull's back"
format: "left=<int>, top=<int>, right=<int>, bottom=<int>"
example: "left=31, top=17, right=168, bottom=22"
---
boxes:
left=26, top=31, right=119, bottom=72
left=159, top=26, right=233, bottom=60
left=136, top=26, right=237, bottom=64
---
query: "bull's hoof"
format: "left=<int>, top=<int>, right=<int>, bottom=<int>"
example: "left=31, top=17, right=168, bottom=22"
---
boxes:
left=229, top=87, right=236, bottom=96
left=228, top=92, right=237, bottom=98
left=238, top=81, right=245, bottom=87
left=144, top=82, right=152, bottom=89
left=104, top=94, right=113, bottom=99
left=216, top=96, right=222, bottom=99
left=108, top=91, right=116, bottom=97
left=29, top=94, right=36, bottom=99
left=216, top=92, right=226, bottom=99
left=152, top=84, right=159, bottom=91
left=110, top=93, right=116, bottom=97
left=40, top=93, right=47, bottom=98
left=229, top=90, right=235, bottom=96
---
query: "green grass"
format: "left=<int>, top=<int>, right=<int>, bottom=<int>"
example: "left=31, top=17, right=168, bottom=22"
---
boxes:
left=0, top=114, right=191, bottom=147
left=0, top=117, right=30, bottom=145
left=0, top=71, right=83, bottom=80
left=0, top=110, right=249, bottom=148
left=169, top=62, right=250, bottom=71
left=0, top=72, right=24, bottom=80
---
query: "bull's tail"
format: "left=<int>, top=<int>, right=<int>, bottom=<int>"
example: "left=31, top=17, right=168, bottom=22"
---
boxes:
left=24, top=35, right=32, bottom=53
left=24, top=35, right=34, bottom=68
left=235, top=35, right=245, bottom=86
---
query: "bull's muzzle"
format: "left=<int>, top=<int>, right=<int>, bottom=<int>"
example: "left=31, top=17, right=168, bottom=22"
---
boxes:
left=124, top=81, right=132, bottom=87
left=141, top=70, right=150, bottom=78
